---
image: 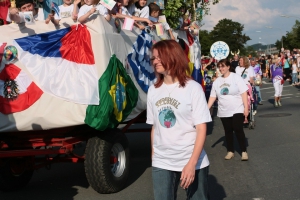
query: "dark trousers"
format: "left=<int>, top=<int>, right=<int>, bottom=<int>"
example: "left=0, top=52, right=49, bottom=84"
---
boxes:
left=220, top=113, right=247, bottom=152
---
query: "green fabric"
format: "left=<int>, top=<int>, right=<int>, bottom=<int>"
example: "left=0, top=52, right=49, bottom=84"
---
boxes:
left=85, top=55, right=139, bottom=131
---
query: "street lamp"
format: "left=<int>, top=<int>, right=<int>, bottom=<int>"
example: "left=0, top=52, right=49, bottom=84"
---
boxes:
left=265, top=26, right=283, bottom=49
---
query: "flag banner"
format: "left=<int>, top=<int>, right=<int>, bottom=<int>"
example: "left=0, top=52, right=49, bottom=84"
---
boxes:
left=0, top=64, right=43, bottom=114
left=122, top=17, right=135, bottom=31
left=155, top=23, right=164, bottom=36
left=13, top=25, right=99, bottom=105
left=85, top=55, right=138, bottom=131
left=127, top=31, right=156, bottom=93
left=100, top=0, right=116, bottom=10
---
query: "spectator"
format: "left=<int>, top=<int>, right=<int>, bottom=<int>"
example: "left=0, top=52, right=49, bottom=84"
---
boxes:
left=230, top=54, right=239, bottom=72
left=78, top=0, right=111, bottom=23
left=0, top=0, right=10, bottom=25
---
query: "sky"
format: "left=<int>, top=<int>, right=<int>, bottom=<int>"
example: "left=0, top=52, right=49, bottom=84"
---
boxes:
left=201, top=0, right=300, bottom=46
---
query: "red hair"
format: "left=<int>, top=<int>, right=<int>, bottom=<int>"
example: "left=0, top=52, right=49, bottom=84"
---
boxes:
left=151, top=40, right=190, bottom=88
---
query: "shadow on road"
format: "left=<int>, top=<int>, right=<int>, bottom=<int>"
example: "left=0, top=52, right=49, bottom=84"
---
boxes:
left=208, top=174, right=226, bottom=200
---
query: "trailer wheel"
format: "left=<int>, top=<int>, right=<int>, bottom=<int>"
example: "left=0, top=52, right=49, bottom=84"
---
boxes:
left=84, top=130, right=130, bottom=194
left=0, top=157, right=34, bottom=191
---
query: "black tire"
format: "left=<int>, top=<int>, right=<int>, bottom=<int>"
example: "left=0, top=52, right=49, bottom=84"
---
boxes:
left=84, top=129, right=130, bottom=194
left=0, top=158, right=34, bottom=191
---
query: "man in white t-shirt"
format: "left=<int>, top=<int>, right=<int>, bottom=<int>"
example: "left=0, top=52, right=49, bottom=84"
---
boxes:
left=8, top=0, right=45, bottom=23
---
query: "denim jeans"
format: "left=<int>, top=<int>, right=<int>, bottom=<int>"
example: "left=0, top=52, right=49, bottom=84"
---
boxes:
left=152, top=166, right=209, bottom=200
left=255, top=86, right=262, bottom=103
left=292, top=73, right=298, bottom=84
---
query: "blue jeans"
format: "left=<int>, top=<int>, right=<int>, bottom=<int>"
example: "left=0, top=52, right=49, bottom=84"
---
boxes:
left=255, top=86, right=262, bottom=103
left=292, top=73, right=298, bottom=84
left=152, top=166, right=209, bottom=200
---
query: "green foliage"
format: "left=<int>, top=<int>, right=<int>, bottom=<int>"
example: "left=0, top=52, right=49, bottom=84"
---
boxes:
left=274, top=20, right=300, bottom=50
left=163, top=0, right=221, bottom=29
left=199, top=30, right=213, bottom=56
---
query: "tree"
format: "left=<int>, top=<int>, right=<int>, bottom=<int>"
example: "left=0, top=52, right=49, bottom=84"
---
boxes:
left=209, top=18, right=251, bottom=56
left=199, top=30, right=213, bottom=56
left=275, top=20, right=300, bottom=51
left=244, top=46, right=258, bottom=58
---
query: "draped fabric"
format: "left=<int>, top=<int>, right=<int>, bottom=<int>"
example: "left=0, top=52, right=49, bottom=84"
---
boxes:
left=14, top=25, right=99, bottom=105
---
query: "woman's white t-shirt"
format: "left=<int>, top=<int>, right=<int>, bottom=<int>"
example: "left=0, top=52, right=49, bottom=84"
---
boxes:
left=210, top=73, right=248, bottom=118
left=127, top=4, right=149, bottom=18
left=235, top=66, right=255, bottom=85
left=78, top=4, right=108, bottom=19
left=146, top=80, right=211, bottom=171
left=292, top=64, right=298, bottom=73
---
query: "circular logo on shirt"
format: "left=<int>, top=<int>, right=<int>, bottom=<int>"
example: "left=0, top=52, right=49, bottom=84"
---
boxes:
left=242, top=74, right=247, bottom=79
left=220, top=87, right=229, bottom=95
left=158, top=108, right=176, bottom=128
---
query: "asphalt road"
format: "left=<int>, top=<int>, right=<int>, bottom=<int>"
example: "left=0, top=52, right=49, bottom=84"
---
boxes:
left=1, top=79, right=300, bottom=200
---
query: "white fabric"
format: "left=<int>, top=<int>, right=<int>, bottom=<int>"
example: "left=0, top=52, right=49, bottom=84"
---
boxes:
left=121, top=6, right=132, bottom=16
left=210, top=72, right=248, bottom=118
left=55, top=4, right=78, bottom=20
left=273, top=80, right=283, bottom=97
left=78, top=4, right=108, bottom=19
left=13, top=42, right=99, bottom=105
left=292, top=64, right=298, bottom=73
left=146, top=80, right=211, bottom=171
left=235, top=66, right=255, bottom=85
left=7, top=8, right=45, bottom=22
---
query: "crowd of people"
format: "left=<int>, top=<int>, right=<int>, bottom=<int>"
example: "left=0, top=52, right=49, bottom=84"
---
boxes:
left=0, top=0, right=201, bottom=40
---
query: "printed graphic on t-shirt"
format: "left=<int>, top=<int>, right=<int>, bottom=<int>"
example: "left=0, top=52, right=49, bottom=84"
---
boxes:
left=158, top=107, right=176, bottom=128
left=60, top=11, right=71, bottom=18
left=133, top=11, right=140, bottom=17
left=242, top=73, right=247, bottom=79
left=220, top=83, right=230, bottom=95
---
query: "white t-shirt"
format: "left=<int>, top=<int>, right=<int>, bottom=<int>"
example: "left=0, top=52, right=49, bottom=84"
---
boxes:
left=121, top=6, right=132, bottom=16
left=210, top=72, right=248, bottom=118
left=292, top=64, right=298, bottom=73
left=7, top=8, right=45, bottom=23
left=235, top=66, right=255, bottom=85
left=146, top=80, right=211, bottom=171
left=128, top=4, right=149, bottom=18
left=55, top=4, right=78, bottom=20
left=78, top=4, right=108, bottom=19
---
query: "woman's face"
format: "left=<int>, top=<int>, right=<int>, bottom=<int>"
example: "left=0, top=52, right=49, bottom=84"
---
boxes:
left=151, top=49, right=166, bottom=75
left=218, top=63, right=230, bottom=75
left=139, top=0, right=147, bottom=7
left=119, top=0, right=129, bottom=6
left=239, top=58, right=244, bottom=66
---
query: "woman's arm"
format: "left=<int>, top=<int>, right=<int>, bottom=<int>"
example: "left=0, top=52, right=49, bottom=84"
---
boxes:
left=207, top=97, right=216, bottom=109
left=72, top=0, right=81, bottom=20
left=241, top=91, right=248, bottom=117
left=78, top=7, right=96, bottom=23
left=180, top=123, right=206, bottom=189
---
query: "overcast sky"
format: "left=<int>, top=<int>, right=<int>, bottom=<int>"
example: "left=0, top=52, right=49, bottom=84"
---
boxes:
left=201, top=0, right=300, bottom=47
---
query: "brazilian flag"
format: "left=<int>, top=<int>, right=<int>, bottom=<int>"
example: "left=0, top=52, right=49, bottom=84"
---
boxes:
left=85, top=55, right=139, bottom=131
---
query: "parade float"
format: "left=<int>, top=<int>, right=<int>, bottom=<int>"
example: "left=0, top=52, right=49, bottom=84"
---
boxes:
left=0, top=15, right=202, bottom=193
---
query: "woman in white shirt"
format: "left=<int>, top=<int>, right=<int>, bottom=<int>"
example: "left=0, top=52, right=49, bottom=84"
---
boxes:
left=208, top=59, right=249, bottom=161
left=147, top=40, right=211, bottom=199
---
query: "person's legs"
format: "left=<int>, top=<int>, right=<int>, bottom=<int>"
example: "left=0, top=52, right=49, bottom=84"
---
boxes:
left=292, top=73, right=297, bottom=85
left=232, top=113, right=247, bottom=152
left=152, top=167, right=181, bottom=200
left=274, top=81, right=280, bottom=107
left=220, top=117, right=234, bottom=153
left=278, top=83, right=283, bottom=106
left=186, top=166, right=209, bottom=200
left=255, top=85, right=262, bottom=104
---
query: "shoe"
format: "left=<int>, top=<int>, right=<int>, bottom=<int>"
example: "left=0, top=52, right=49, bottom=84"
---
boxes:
left=253, top=110, right=257, bottom=116
left=241, top=152, right=248, bottom=161
left=225, top=152, right=234, bottom=160
left=258, top=102, right=263, bottom=105
left=278, top=101, right=282, bottom=107
left=274, top=101, right=278, bottom=107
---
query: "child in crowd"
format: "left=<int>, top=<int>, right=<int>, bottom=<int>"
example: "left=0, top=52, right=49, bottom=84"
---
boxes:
left=178, top=5, right=189, bottom=30
left=127, top=0, right=149, bottom=29
left=45, top=0, right=80, bottom=25
left=291, top=59, right=298, bottom=86
left=148, top=3, right=175, bottom=40
left=78, top=0, right=111, bottom=23
left=113, top=0, right=152, bottom=28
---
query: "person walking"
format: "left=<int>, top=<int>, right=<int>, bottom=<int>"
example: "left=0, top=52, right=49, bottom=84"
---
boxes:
left=147, top=40, right=211, bottom=200
left=251, top=59, right=263, bottom=105
left=291, top=59, right=298, bottom=86
left=270, top=58, right=284, bottom=107
left=207, top=59, right=249, bottom=161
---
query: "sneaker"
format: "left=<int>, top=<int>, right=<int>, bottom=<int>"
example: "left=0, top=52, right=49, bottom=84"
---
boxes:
left=274, top=101, right=278, bottom=107
left=253, top=110, right=257, bottom=116
left=241, top=152, right=248, bottom=161
left=278, top=101, right=282, bottom=107
left=258, top=102, right=263, bottom=105
left=225, top=152, right=234, bottom=160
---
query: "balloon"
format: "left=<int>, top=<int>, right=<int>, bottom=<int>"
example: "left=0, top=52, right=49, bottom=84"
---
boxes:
left=3, top=45, right=18, bottom=64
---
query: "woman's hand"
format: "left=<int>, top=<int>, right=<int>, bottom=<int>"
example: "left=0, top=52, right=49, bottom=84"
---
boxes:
left=180, top=162, right=195, bottom=189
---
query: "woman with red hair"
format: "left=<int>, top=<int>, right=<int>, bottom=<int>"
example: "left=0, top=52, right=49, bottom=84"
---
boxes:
left=146, top=40, right=211, bottom=200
